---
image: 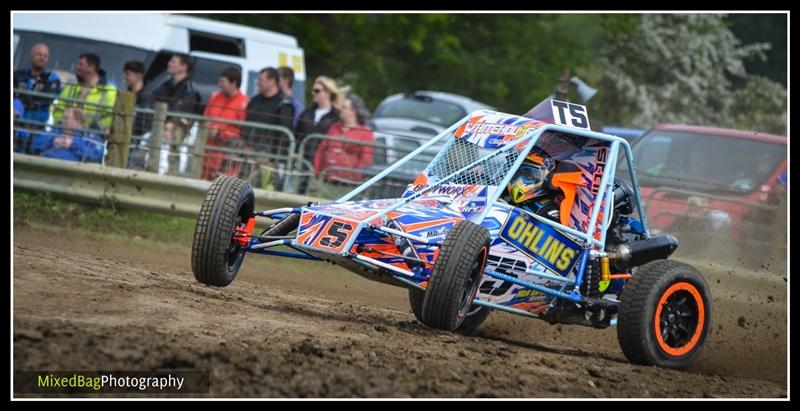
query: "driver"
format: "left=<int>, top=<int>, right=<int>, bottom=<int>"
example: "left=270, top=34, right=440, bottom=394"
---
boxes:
left=504, top=150, right=583, bottom=227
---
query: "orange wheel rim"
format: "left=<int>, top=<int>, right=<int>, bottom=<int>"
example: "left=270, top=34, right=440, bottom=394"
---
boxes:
left=654, top=282, right=705, bottom=357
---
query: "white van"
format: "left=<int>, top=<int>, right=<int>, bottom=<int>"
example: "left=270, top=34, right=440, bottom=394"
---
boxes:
left=12, top=12, right=307, bottom=107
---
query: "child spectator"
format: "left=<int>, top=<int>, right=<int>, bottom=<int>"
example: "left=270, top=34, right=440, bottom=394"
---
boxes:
left=31, top=107, right=105, bottom=163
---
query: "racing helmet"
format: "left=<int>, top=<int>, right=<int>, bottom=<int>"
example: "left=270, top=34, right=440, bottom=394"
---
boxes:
left=507, top=152, right=554, bottom=204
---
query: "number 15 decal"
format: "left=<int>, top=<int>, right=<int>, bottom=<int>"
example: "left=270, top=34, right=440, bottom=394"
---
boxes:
left=319, top=221, right=354, bottom=248
left=551, top=100, right=591, bottom=130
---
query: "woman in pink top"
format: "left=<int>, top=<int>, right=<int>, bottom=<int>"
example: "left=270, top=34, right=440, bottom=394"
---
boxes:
left=313, top=94, right=375, bottom=183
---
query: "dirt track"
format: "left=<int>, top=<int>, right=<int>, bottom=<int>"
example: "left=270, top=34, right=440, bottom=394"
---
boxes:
left=13, top=225, right=787, bottom=398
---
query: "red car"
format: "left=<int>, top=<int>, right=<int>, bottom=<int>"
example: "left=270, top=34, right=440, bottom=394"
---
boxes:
left=619, top=124, right=787, bottom=267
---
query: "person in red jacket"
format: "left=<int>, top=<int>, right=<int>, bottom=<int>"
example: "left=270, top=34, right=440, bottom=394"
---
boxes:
left=202, top=66, right=249, bottom=180
left=313, top=94, right=375, bottom=184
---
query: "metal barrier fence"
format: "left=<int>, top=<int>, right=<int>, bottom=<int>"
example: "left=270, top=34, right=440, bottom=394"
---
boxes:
left=128, top=103, right=297, bottom=190
left=13, top=87, right=117, bottom=161
left=13, top=153, right=322, bottom=220
left=13, top=87, right=446, bottom=200
left=14, top=87, right=300, bottom=191
left=294, top=133, right=440, bottom=199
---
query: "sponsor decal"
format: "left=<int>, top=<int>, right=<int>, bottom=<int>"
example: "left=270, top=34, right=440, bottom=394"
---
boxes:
left=499, top=209, right=582, bottom=277
left=590, top=146, right=608, bottom=196
left=411, top=184, right=481, bottom=199
left=461, top=122, right=526, bottom=137
left=419, top=227, right=449, bottom=239
left=516, top=289, right=543, bottom=299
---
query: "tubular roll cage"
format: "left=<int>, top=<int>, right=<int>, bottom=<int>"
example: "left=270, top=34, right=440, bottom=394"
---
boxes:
left=242, top=111, right=650, bottom=318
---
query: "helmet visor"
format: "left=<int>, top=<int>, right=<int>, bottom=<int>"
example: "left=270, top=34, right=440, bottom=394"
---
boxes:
left=516, top=163, right=543, bottom=185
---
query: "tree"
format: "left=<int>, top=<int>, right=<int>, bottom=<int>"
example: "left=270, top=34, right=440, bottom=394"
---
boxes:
left=726, top=13, right=787, bottom=86
left=596, top=14, right=786, bottom=135
left=198, top=14, right=598, bottom=114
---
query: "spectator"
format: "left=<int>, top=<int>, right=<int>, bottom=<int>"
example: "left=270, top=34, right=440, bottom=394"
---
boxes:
left=313, top=94, right=375, bottom=183
left=14, top=98, right=30, bottom=154
left=122, top=60, right=156, bottom=136
left=243, top=67, right=295, bottom=150
left=202, top=66, right=249, bottom=180
left=14, top=98, right=24, bottom=118
left=277, top=66, right=303, bottom=128
left=294, top=76, right=342, bottom=194
left=122, top=61, right=156, bottom=169
left=294, top=76, right=341, bottom=142
left=30, top=107, right=105, bottom=163
left=151, top=53, right=202, bottom=175
left=13, top=43, right=61, bottom=136
left=240, top=67, right=296, bottom=188
left=52, top=53, right=117, bottom=133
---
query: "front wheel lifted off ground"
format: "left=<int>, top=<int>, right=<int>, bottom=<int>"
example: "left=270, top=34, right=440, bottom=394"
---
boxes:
left=617, top=259, right=712, bottom=368
left=191, top=176, right=255, bottom=287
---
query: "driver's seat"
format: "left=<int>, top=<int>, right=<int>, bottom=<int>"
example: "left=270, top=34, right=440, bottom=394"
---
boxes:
left=545, top=161, right=584, bottom=227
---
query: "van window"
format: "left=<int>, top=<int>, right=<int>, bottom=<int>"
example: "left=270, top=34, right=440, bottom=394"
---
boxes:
left=246, top=70, right=259, bottom=97
left=293, top=80, right=305, bottom=108
left=189, top=30, right=245, bottom=57
left=13, top=30, right=154, bottom=89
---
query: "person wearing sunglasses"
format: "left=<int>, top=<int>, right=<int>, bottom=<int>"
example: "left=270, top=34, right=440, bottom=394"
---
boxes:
left=294, top=76, right=342, bottom=143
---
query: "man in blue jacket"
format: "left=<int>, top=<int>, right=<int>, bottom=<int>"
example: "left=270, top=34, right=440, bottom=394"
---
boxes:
left=13, top=43, right=62, bottom=152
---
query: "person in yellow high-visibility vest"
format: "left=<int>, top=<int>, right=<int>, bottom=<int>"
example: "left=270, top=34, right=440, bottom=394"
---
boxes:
left=52, top=53, right=117, bottom=133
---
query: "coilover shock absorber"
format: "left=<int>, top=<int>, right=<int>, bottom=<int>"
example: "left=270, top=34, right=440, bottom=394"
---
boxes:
left=385, top=219, right=425, bottom=271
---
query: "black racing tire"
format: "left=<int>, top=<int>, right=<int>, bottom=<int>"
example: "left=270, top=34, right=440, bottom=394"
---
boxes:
left=192, top=176, right=255, bottom=287
left=409, top=287, right=492, bottom=335
left=617, top=259, right=712, bottom=368
left=420, top=221, right=491, bottom=331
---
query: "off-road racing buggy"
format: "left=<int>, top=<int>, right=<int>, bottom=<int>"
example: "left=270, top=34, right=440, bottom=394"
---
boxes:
left=191, top=98, right=712, bottom=368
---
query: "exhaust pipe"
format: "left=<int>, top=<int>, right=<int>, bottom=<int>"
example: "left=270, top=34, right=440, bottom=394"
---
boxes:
left=606, top=234, right=679, bottom=269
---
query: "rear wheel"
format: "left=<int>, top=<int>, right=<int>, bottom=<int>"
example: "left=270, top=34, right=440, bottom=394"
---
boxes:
left=419, top=221, right=491, bottom=331
left=617, top=259, right=712, bottom=368
left=191, top=176, right=255, bottom=287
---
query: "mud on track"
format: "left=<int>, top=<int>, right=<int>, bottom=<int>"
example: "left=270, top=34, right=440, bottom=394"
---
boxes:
left=13, top=226, right=787, bottom=398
